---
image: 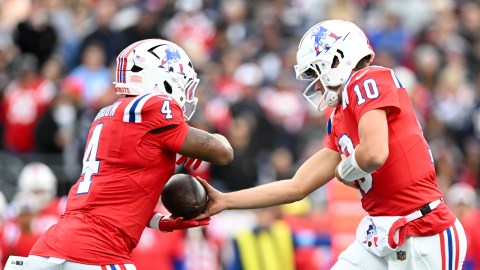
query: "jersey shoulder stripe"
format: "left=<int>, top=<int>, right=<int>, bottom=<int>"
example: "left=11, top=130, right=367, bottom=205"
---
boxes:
left=389, top=69, right=403, bottom=88
left=326, top=108, right=335, bottom=134
left=123, top=93, right=155, bottom=123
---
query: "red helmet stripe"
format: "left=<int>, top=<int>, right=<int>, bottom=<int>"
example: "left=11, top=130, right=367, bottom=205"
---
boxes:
left=117, top=40, right=151, bottom=83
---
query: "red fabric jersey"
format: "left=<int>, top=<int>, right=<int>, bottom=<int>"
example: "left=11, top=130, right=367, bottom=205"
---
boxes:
left=30, top=94, right=189, bottom=264
left=325, top=66, right=455, bottom=236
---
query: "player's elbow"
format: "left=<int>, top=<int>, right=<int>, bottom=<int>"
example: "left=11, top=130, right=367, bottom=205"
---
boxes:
left=363, top=146, right=389, bottom=171
left=214, top=147, right=234, bottom=165
left=210, top=134, right=234, bottom=165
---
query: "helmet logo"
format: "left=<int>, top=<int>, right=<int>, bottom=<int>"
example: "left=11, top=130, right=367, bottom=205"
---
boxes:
left=160, top=46, right=184, bottom=73
left=312, top=26, right=340, bottom=56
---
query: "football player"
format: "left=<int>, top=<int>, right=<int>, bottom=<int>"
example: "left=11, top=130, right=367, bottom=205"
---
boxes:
left=1, top=162, right=65, bottom=267
left=21, top=39, right=233, bottom=270
left=197, top=20, right=467, bottom=270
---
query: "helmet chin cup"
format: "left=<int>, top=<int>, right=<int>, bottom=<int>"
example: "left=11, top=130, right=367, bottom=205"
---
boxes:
left=303, top=76, right=341, bottom=111
left=325, top=90, right=340, bottom=107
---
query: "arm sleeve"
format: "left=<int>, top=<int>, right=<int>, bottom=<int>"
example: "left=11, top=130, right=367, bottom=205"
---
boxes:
left=139, top=95, right=190, bottom=152
left=349, top=68, right=402, bottom=122
left=141, top=95, right=186, bottom=131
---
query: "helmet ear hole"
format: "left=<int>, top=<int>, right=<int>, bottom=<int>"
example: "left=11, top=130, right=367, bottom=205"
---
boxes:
left=163, top=81, right=173, bottom=94
left=131, top=64, right=143, bottom=72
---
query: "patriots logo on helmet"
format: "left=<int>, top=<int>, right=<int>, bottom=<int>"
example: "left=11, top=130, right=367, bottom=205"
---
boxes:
left=160, top=46, right=184, bottom=74
left=311, top=26, right=340, bottom=56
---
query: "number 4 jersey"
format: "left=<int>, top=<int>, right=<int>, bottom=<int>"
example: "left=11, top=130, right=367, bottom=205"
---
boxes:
left=30, top=94, right=189, bottom=264
left=324, top=66, right=456, bottom=236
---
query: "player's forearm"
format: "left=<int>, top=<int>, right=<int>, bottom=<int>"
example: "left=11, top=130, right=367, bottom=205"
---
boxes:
left=223, top=148, right=339, bottom=210
left=179, top=128, right=234, bottom=166
left=222, top=179, right=303, bottom=210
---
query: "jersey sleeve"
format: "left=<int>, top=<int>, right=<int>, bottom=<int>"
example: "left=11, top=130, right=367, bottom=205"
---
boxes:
left=141, top=123, right=189, bottom=153
left=347, top=67, right=403, bottom=122
left=139, top=94, right=186, bottom=130
left=120, top=94, right=189, bottom=154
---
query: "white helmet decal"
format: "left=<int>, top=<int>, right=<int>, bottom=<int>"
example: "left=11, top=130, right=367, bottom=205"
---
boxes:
left=312, top=25, right=341, bottom=55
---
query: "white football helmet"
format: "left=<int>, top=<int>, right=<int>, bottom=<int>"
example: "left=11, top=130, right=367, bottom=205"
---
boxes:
left=17, top=162, right=57, bottom=212
left=114, top=39, right=200, bottom=120
left=294, top=20, right=374, bottom=111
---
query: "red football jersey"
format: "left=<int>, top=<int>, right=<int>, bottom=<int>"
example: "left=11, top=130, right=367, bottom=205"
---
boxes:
left=325, top=66, right=455, bottom=236
left=30, top=93, right=189, bottom=264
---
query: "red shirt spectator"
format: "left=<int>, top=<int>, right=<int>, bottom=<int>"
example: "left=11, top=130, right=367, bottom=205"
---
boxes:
left=1, top=55, right=55, bottom=153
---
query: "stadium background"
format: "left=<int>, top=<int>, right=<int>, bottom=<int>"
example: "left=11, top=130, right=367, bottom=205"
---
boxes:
left=0, top=0, right=479, bottom=269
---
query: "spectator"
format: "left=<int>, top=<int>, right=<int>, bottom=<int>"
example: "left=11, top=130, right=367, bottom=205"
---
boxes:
left=78, top=0, right=124, bottom=66
left=0, top=54, right=55, bottom=154
left=68, top=41, right=112, bottom=109
left=446, top=183, right=480, bottom=270
left=13, top=0, right=58, bottom=70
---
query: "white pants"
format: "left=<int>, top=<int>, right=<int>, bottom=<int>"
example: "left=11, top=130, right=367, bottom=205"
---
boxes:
left=5, top=255, right=136, bottom=270
left=331, top=219, right=467, bottom=270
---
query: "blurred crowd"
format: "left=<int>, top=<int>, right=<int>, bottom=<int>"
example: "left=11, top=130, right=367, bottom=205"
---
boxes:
left=1, top=0, right=480, bottom=269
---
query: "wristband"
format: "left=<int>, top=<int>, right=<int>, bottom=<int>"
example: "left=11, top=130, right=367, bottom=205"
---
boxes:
left=338, top=149, right=369, bottom=182
left=148, top=212, right=163, bottom=230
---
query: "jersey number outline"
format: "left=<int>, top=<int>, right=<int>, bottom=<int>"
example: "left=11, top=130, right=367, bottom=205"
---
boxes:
left=353, top=78, right=379, bottom=105
left=338, top=134, right=372, bottom=198
left=161, top=100, right=173, bottom=119
left=77, top=123, right=103, bottom=194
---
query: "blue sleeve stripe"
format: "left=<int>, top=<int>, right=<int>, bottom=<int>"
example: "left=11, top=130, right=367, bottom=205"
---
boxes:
left=327, top=117, right=332, bottom=134
left=389, top=69, right=404, bottom=88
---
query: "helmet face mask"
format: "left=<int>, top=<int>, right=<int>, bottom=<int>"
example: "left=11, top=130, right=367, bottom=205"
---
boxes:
left=294, top=20, right=374, bottom=111
left=114, top=39, right=200, bottom=120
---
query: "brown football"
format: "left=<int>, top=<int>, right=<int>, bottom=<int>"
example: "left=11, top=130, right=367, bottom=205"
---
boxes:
left=161, top=174, right=208, bottom=219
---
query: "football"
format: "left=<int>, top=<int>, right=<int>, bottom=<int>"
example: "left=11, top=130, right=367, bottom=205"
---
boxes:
left=161, top=174, right=208, bottom=219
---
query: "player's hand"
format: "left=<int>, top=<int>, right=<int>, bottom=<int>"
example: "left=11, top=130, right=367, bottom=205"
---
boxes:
left=176, top=155, right=202, bottom=170
left=158, top=215, right=210, bottom=232
left=194, top=177, right=226, bottom=220
left=335, top=154, right=358, bottom=189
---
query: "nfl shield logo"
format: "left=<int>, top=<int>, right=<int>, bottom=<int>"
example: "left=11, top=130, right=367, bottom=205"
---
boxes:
left=396, top=250, right=407, bottom=261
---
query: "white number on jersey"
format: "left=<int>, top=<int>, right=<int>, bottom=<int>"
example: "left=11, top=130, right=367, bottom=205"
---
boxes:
left=77, top=123, right=103, bottom=194
left=353, top=79, right=380, bottom=105
left=338, top=134, right=373, bottom=198
left=161, top=100, right=173, bottom=119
